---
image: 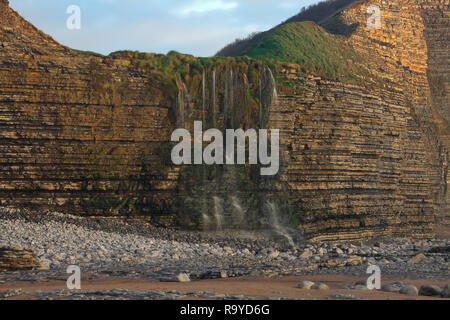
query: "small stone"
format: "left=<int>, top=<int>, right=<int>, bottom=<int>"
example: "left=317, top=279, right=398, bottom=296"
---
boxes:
left=300, top=250, right=312, bottom=259
left=39, top=259, right=51, bottom=270
left=335, top=248, right=344, bottom=255
left=346, top=256, right=362, bottom=266
left=419, top=285, right=442, bottom=297
left=399, top=285, right=419, bottom=296
left=353, top=285, right=369, bottom=291
left=311, top=283, right=329, bottom=290
left=268, top=251, right=280, bottom=258
left=297, top=281, right=315, bottom=290
left=408, top=253, right=427, bottom=264
left=171, top=273, right=190, bottom=283
left=382, top=283, right=403, bottom=293
left=150, top=251, right=161, bottom=257
left=313, top=255, right=321, bottom=261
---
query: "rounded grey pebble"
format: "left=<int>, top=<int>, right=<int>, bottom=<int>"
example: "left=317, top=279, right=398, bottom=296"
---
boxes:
left=382, top=284, right=402, bottom=293
left=297, top=280, right=315, bottom=290
left=399, top=285, right=419, bottom=296
left=311, top=283, right=329, bottom=290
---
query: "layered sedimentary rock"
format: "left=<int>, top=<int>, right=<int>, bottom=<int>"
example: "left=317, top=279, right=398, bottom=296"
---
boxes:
left=0, top=0, right=178, bottom=224
left=271, top=74, right=441, bottom=240
left=0, top=246, right=40, bottom=272
left=418, top=0, right=450, bottom=222
left=0, top=0, right=447, bottom=240
left=323, top=0, right=449, bottom=229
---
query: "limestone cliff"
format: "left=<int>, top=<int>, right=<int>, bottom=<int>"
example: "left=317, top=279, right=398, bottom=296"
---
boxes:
left=0, top=0, right=447, bottom=240
left=319, top=0, right=449, bottom=228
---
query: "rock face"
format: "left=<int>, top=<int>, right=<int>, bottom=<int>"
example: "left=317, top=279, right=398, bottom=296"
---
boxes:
left=0, top=2, right=176, bottom=224
left=0, top=1, right=447, bottom=239
left=330, top=0, right=449, bottom=228
left=0, top=247, right=40, bottom=272
left=419, top=0, right=450, bottom=224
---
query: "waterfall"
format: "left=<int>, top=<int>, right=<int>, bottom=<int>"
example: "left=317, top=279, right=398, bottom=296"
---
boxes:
left=259, top=66, right=278, bottom=129
left=177, top=87, right=185, bottom=128
left=202, top=69, right=206, bottom=124
left=231, top=196, right=245, bottom=226
left=202, top=208, right=211, bottom=231
left=181, top=65, right=287, bottom=240
left=211, top=69, right=216, bottom=127
left=267, top=67, right=278, bottom=105
left=224, top=69, right=234, bottom=128
left=266, top=201, right=295, bottom=247
left=213, top=196, right=224, bottom=231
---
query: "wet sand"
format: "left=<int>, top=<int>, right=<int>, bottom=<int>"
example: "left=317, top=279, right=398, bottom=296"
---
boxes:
left=1, top=275, right=448, bottom=300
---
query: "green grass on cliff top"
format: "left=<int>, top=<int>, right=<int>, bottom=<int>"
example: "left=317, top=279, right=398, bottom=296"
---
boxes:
left=70, top=22, right=369, bottom=85
left=239, top=21, right=363, bottom=82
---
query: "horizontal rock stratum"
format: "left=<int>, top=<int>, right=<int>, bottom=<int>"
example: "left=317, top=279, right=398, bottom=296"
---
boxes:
left=0, top=246, right=40, bottom=272
left=0, top=0, right=448, bottom=240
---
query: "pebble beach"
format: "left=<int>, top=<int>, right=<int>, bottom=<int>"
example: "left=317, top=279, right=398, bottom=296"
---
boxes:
left=0, top=207, right=448, bottom=300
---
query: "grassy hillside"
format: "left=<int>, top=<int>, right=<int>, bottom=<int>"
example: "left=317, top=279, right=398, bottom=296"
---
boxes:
left=284, top=0, right=359, bottom=25
left=216, top=0, right=359, bottom=57
left=238, top=22, right=364, bottom=83
left=215, top=0, right=367, bottom=83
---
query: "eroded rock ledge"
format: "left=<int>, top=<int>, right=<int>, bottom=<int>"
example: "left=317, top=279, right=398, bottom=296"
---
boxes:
left=0, top=247, right=40, bottom=272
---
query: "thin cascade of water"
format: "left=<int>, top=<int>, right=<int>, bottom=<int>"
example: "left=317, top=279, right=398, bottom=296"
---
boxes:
left=177, top=88, right=185, bottom=127
left=211, top=69, right=216, bottom=127
left=259, top=66, right=278, bottom=129
left=266, top=66, right=278, bottom=104
left=266, top=201, right=295, bottom=246
left=213, top=196, right=224, bottom=231
left=202, top=208, right=211, bottom=231
left=231, top=196, right=245, bottom=225
left=202, top=69, right=206, bottom=124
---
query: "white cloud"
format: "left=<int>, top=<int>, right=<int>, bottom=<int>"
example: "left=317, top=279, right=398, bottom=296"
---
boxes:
left=177, top=0, right=238, bottom=16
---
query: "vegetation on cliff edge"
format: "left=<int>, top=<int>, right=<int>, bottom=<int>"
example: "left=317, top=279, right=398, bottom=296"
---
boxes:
left=237, top=22, right=363, bottom=83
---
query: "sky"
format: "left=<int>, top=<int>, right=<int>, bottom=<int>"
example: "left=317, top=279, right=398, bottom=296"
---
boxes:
left=10, top=0, right=321, bottom=57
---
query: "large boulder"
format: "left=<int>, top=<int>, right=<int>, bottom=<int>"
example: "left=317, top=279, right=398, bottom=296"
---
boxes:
left=419, top=285, right=442, bottom=297
left=399, top=285, right=419, bottom=296
left=440, top=284, right=450, bottom=298
left=311, top=283, right=330, bottom=290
